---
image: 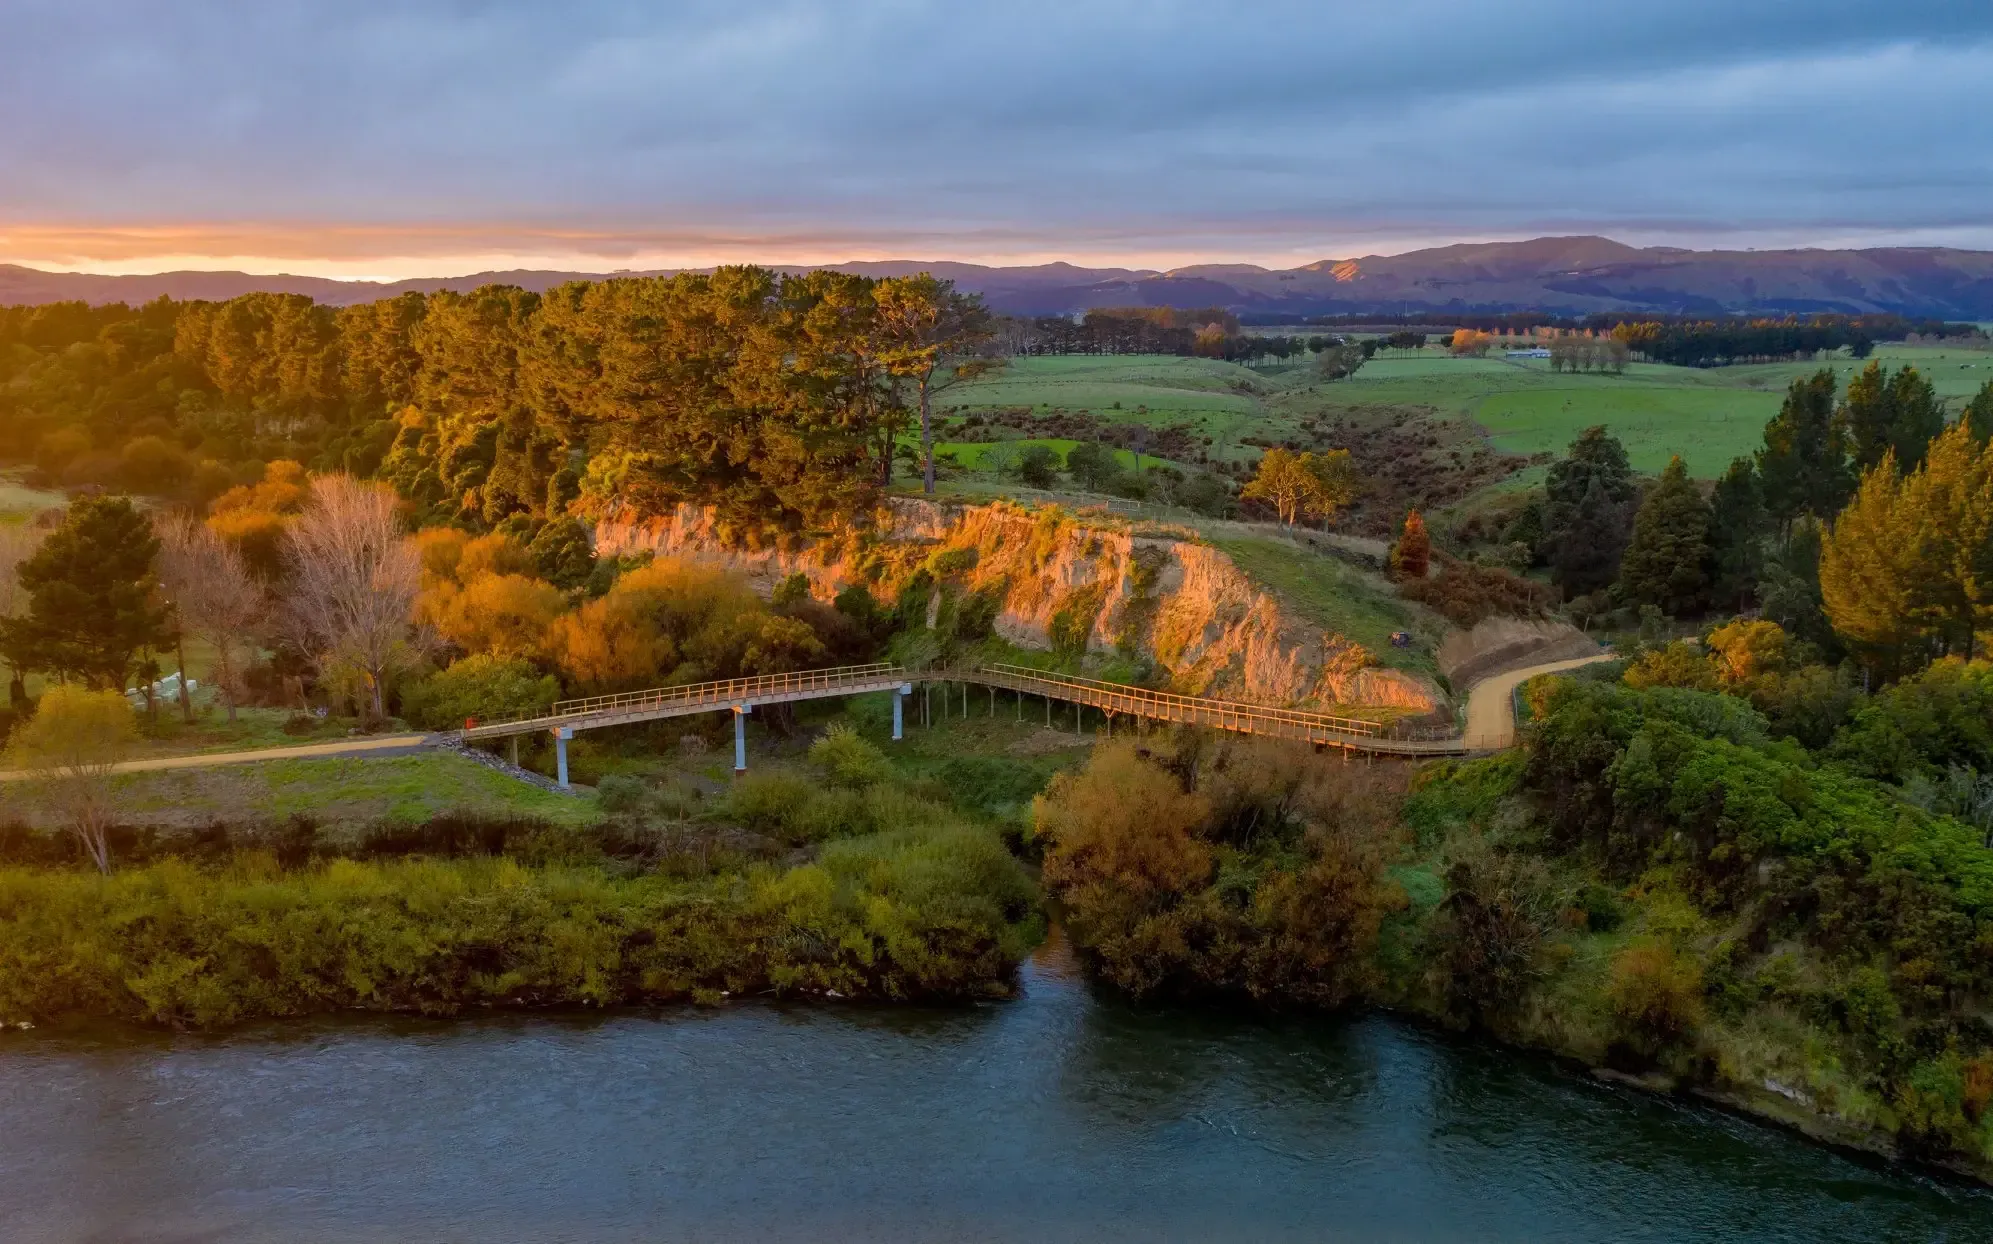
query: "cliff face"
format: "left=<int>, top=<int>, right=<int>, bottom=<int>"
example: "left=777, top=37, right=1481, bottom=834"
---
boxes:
left=594, top=499, right=1441, bottom=715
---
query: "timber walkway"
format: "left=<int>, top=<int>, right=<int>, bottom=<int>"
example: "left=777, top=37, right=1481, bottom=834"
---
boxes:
left=963, top=665, right=1469, bottom=757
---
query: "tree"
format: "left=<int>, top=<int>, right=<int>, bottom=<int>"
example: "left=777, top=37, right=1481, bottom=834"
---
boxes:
left=1315, top=343, right=1366, bottom=381
left=400, top=654, right=558, bottom=731
left=283, top=475, right=424, bottom=721
left=1015, top=444, right=1060, bottom=488
left=1841, top=362, right=1944, bottom=473
left=426, top=572, right=566, bottom=661
left=1392, top=509, right=1431, bottom=579
left=1757, top=369, right=1850, bottom=530
left=1542, top=426, right=1636, bottom=595
left=1065, top=441, right=1122, bottom=492
left=874, top=274, right=994, bottom=497
left=155, top=515, right=266, bottom=722
left=0, top=496, right=170, bottom=690
left=1707, top=457, right=1768, bottom=611
left=1241, top=448, right=1357, bottom=527
left=527, top=517, right=595, bottom=591
left=5, top=685, right=138, bottom=873
left=1618, top=456, right=1713, bottom=616
left=1820, top=424, right=1993, bottom=669
left=1962, top=379, right=1993, bottom=446
left=0, top=525, right=40, bottom=709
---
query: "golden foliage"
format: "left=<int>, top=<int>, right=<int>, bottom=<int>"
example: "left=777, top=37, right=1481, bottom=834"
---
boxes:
left=427, top=572, right=566, bottom=661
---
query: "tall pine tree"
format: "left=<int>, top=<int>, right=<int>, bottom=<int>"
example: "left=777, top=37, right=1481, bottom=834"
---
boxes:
left=0, top=496, right=171, bottom=691
left=1962, top=379, right=1993, bottom=446
left=1619, top=456, right=1713, bottom=617
left=1757, top=368, right=1849, bottom=531
left=1707, top=456, right=1768, bottom=611
left=1841, top=361, right=1944, bottom=472
left=1543, top=425, right=1636, bottom=595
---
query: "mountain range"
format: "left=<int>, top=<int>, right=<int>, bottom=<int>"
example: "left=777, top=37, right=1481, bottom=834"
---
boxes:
left=6, top=236, right=1993, bottom=319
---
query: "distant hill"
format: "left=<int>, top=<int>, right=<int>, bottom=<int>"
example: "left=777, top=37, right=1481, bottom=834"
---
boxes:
left=7, top=236, right=1993, bottom=318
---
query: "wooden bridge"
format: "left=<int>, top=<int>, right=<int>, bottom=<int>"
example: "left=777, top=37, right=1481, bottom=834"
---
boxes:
left=962, top=665, right=1469, bottom=757
left=457, top=660, right=1469, bottom=788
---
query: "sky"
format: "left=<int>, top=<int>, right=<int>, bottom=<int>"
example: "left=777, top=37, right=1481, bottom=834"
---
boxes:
left=2, top=0, right=1991, bottom=279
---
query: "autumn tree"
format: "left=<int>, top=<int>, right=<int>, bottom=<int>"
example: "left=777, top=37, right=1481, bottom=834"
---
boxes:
left=1242, top=448, right=1358, bottom=527
left=0, top=496, right=170, bottom=690
left=207, top=458, right=311, bottom=581
left=283, top=474, right=424, bottom=720
left=874, top=274, right=994, bottom=496
left=1618, top=456, right=1713, bottom=616
left=1449, top=329, right=1492, bottom=357
left=1820, top=423, right=1993, bottom=669
left=1392, top=509, right=1431, bottom=579
left=1542, top=426, right=1637, bottom=595
left=155, top=515, right=266, bottom=721
left=5, top=685, right=139, bottom=873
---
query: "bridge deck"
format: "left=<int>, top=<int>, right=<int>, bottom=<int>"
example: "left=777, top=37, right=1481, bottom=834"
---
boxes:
left=963, top=664, right=1470, bottom=756
left=455, top=660, right=1470, bottom=757
left=457, top=663, right=910, bottom=740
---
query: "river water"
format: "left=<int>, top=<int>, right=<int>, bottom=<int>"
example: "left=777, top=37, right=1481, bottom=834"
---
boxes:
left=4, top=935, right=1989, bottom=1243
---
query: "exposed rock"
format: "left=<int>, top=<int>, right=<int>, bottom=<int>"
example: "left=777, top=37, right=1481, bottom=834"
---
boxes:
left=596, top=498, right=1443, bottom=715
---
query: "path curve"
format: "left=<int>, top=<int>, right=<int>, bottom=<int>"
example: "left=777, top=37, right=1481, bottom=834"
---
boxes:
left=1461, top=654, right=1616, bottom=751
left=0, top=732, right=432, bottom=783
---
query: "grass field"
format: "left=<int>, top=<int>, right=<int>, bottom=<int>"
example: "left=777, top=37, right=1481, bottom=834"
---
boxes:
left=0, top=472, right=63, bottom=525
left=5, top=751, right=600, bottom=832
left=942, top=344, right=1991, bottom=483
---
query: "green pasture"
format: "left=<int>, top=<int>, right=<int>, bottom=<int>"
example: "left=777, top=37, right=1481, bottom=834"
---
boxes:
left=1470, top=386, right=1781, bottom=476
left=4, top=751, right=601, bottom=833
left=933, top=439, right=1182, bottom=472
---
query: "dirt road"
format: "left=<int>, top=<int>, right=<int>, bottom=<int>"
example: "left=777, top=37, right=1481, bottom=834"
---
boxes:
left=0, top=733, right=433, bottom=783
left=1461, top=654, right=1616, bottom=751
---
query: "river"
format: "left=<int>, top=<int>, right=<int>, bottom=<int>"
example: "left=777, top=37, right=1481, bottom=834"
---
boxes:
left=4, top=935, right=1988, bottom=1243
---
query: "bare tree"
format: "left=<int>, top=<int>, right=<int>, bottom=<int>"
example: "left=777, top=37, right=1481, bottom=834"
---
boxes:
left=156, top=515, right=267, bottom=722
left=283, top=475, right=423, bottom=722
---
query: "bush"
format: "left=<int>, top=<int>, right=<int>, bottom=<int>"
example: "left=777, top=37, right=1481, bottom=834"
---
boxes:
left=1398, top=554, right=1554, bottom=626
left=0, top=824, right=1041, bottom=1025
left=1014, top=444, right=1060, bottom=488
left=400, top=655, right=559, bottom=731
left=1606, top=941, right=1705, bottom=1046
left=809, top=724, right=890, bottom=788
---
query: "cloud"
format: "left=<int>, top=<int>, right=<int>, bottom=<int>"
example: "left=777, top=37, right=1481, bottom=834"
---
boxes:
left=1, top=0, right=1988, bottom=273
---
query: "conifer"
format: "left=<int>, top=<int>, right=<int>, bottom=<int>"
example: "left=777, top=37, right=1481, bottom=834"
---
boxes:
left=1619, top=456, right=1713, bottom=617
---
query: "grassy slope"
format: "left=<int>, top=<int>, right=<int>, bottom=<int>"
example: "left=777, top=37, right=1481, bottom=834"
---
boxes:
left=0, top=472, right=64, bottom=526
left=5, top=751, right=600, bottom=833
left=1209, top=535, right=1439, bottom=675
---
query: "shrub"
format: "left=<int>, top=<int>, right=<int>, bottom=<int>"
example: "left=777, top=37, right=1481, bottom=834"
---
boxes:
left=809, top=724, right=891, bottom=789
left=1397, top=554, right=1553, bottom=626
left=401, top=655, right=559, bottom=732
left=1606, top=942, right=1705, bottom=1046
left=1015, top=444, right=1060, bottom=488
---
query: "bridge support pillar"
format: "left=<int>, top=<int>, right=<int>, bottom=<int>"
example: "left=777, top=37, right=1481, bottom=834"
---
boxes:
left=553, top=726, right=574, bottom=789
left=733, top=704, right=751, bottom=774
left=893, top=684, right=911, bottom=741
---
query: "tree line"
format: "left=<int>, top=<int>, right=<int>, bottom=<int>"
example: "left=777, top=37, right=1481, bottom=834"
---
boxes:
left=0, top=269, right=994, bottom=538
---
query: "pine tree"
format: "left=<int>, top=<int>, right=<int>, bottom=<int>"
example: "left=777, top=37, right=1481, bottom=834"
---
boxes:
left=1962, top=379, right=1993, bottom=446
left=0, top=496, right=171, bottom=690
left=1707, top=457, right=1767, bottom=611
left=1757, top=368, right=1849, bottom=530
left=1619, top=456, right=1713, bottom=617
left=1843, top=361, right=1944, bottom=472
left=1543, top=425, right=1636, bottom=595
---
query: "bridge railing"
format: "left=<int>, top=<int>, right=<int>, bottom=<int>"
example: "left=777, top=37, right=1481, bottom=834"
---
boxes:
left=973, top=663, right=1387, bottom=739
left=551, top=662, right=903, bottom=720
left=464, top=662, right=905, bottom=733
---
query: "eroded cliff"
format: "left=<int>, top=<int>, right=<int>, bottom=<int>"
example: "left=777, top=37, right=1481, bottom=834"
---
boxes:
left=595, top=499, right=1442, bottom=715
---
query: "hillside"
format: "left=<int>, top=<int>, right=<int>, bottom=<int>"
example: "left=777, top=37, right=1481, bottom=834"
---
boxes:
left=10, top=236, right=1993, bottom=316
